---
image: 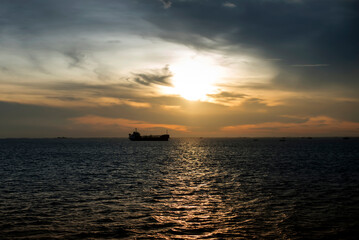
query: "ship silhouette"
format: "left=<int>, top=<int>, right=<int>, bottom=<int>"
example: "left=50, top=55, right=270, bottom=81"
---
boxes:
left=129, top=129, right=170, bottom=141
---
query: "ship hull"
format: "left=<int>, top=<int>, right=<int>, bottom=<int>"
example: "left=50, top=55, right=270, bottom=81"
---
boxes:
left=130, top=138, right=169, bottom=141
left=129, top=134, right=169, bottom=141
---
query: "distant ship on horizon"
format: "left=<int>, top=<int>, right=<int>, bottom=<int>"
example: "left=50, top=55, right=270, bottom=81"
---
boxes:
left=129, top=129, right=170, bottom=141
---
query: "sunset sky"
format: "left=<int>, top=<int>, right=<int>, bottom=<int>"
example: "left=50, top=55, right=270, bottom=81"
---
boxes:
left=1, top=0, right=358, bottom=137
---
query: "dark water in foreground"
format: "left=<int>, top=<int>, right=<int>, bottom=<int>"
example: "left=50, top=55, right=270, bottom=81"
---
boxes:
left=0, top=138, right=358, bottom=239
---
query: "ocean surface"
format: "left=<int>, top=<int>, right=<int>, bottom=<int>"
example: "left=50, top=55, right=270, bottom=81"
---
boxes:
left=0, top=138, right=358, bottom=239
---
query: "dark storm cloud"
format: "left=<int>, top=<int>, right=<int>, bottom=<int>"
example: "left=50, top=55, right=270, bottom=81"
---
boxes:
left=141, top=0, right=359, bottom=89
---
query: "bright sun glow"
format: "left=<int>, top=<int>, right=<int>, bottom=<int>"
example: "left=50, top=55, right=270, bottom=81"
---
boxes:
left=168, top=57, right=223, bottom=101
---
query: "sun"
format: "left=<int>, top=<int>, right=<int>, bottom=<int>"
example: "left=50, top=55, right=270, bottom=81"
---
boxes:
left=168, top=57, right=222, bottom=101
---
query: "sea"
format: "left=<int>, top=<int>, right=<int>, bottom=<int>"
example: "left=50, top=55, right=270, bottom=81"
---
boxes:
left=0, top=138, right=358, bottom=239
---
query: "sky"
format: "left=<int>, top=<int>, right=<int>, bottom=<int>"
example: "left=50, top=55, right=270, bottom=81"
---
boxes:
left=0, top=0, right=358, bottom=137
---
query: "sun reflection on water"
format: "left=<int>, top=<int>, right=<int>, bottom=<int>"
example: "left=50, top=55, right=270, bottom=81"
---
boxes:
left=141, top=139, right=244, bottom=239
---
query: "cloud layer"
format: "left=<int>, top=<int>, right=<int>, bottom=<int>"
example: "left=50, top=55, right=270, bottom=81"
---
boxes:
left=0, top=0, right=358, bottom=137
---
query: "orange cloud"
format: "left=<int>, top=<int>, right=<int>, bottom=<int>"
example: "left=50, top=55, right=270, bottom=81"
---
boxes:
left=221, top=116, right=359, bottom=137
left=93, top=97, right=151, bottom=108
left=160, top=105, right=181, bottom=110
left=71, top=115, right=189, bottom=132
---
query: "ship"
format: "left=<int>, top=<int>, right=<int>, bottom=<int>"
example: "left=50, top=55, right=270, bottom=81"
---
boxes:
left=129, top=129, right=170, bottom=141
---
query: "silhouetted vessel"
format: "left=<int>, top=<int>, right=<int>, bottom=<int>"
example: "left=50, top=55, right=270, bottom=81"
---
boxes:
left=129, top=129, right=169, bottom=141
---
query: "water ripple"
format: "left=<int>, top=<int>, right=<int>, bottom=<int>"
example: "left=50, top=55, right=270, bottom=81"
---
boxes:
left=0, top=138, right=358, bottom=239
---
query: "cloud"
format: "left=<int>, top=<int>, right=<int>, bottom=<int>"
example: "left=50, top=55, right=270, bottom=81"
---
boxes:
left=2, top=0, right=357, bottom=94
left=159, top=0, right=172, bottom=9
left=64, top=50, right=87, bottom=68
left=291, top=64, right=329, bottom=67
left=71, top=115, right=188, bottom=132
left=0, top=100, right=78, bottom=138
left=89, top=97, right=151, bottom=108
left=121, top=100, right=151, bottom=108
left=1, top=92, right=359, bottom=137
left=0, top=66, right=10, bottom=72
left=0, top=0, right=358, bottom=137
left=143, top=0, right=359, bottom=90
left=221, top=116, right=359, bottom=137
left=132, top=65, right=173, bottom=86
left=207, top=91, right=247, bottom=106
left=161, top=105, right=181, bottom=110
left=207, top=91, right=247, bottom=99
left=223, top=2, right=236, bottom=8
left=46, top=96, right=84, bottom=102
left=0, top=100, right=188, bottom=137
